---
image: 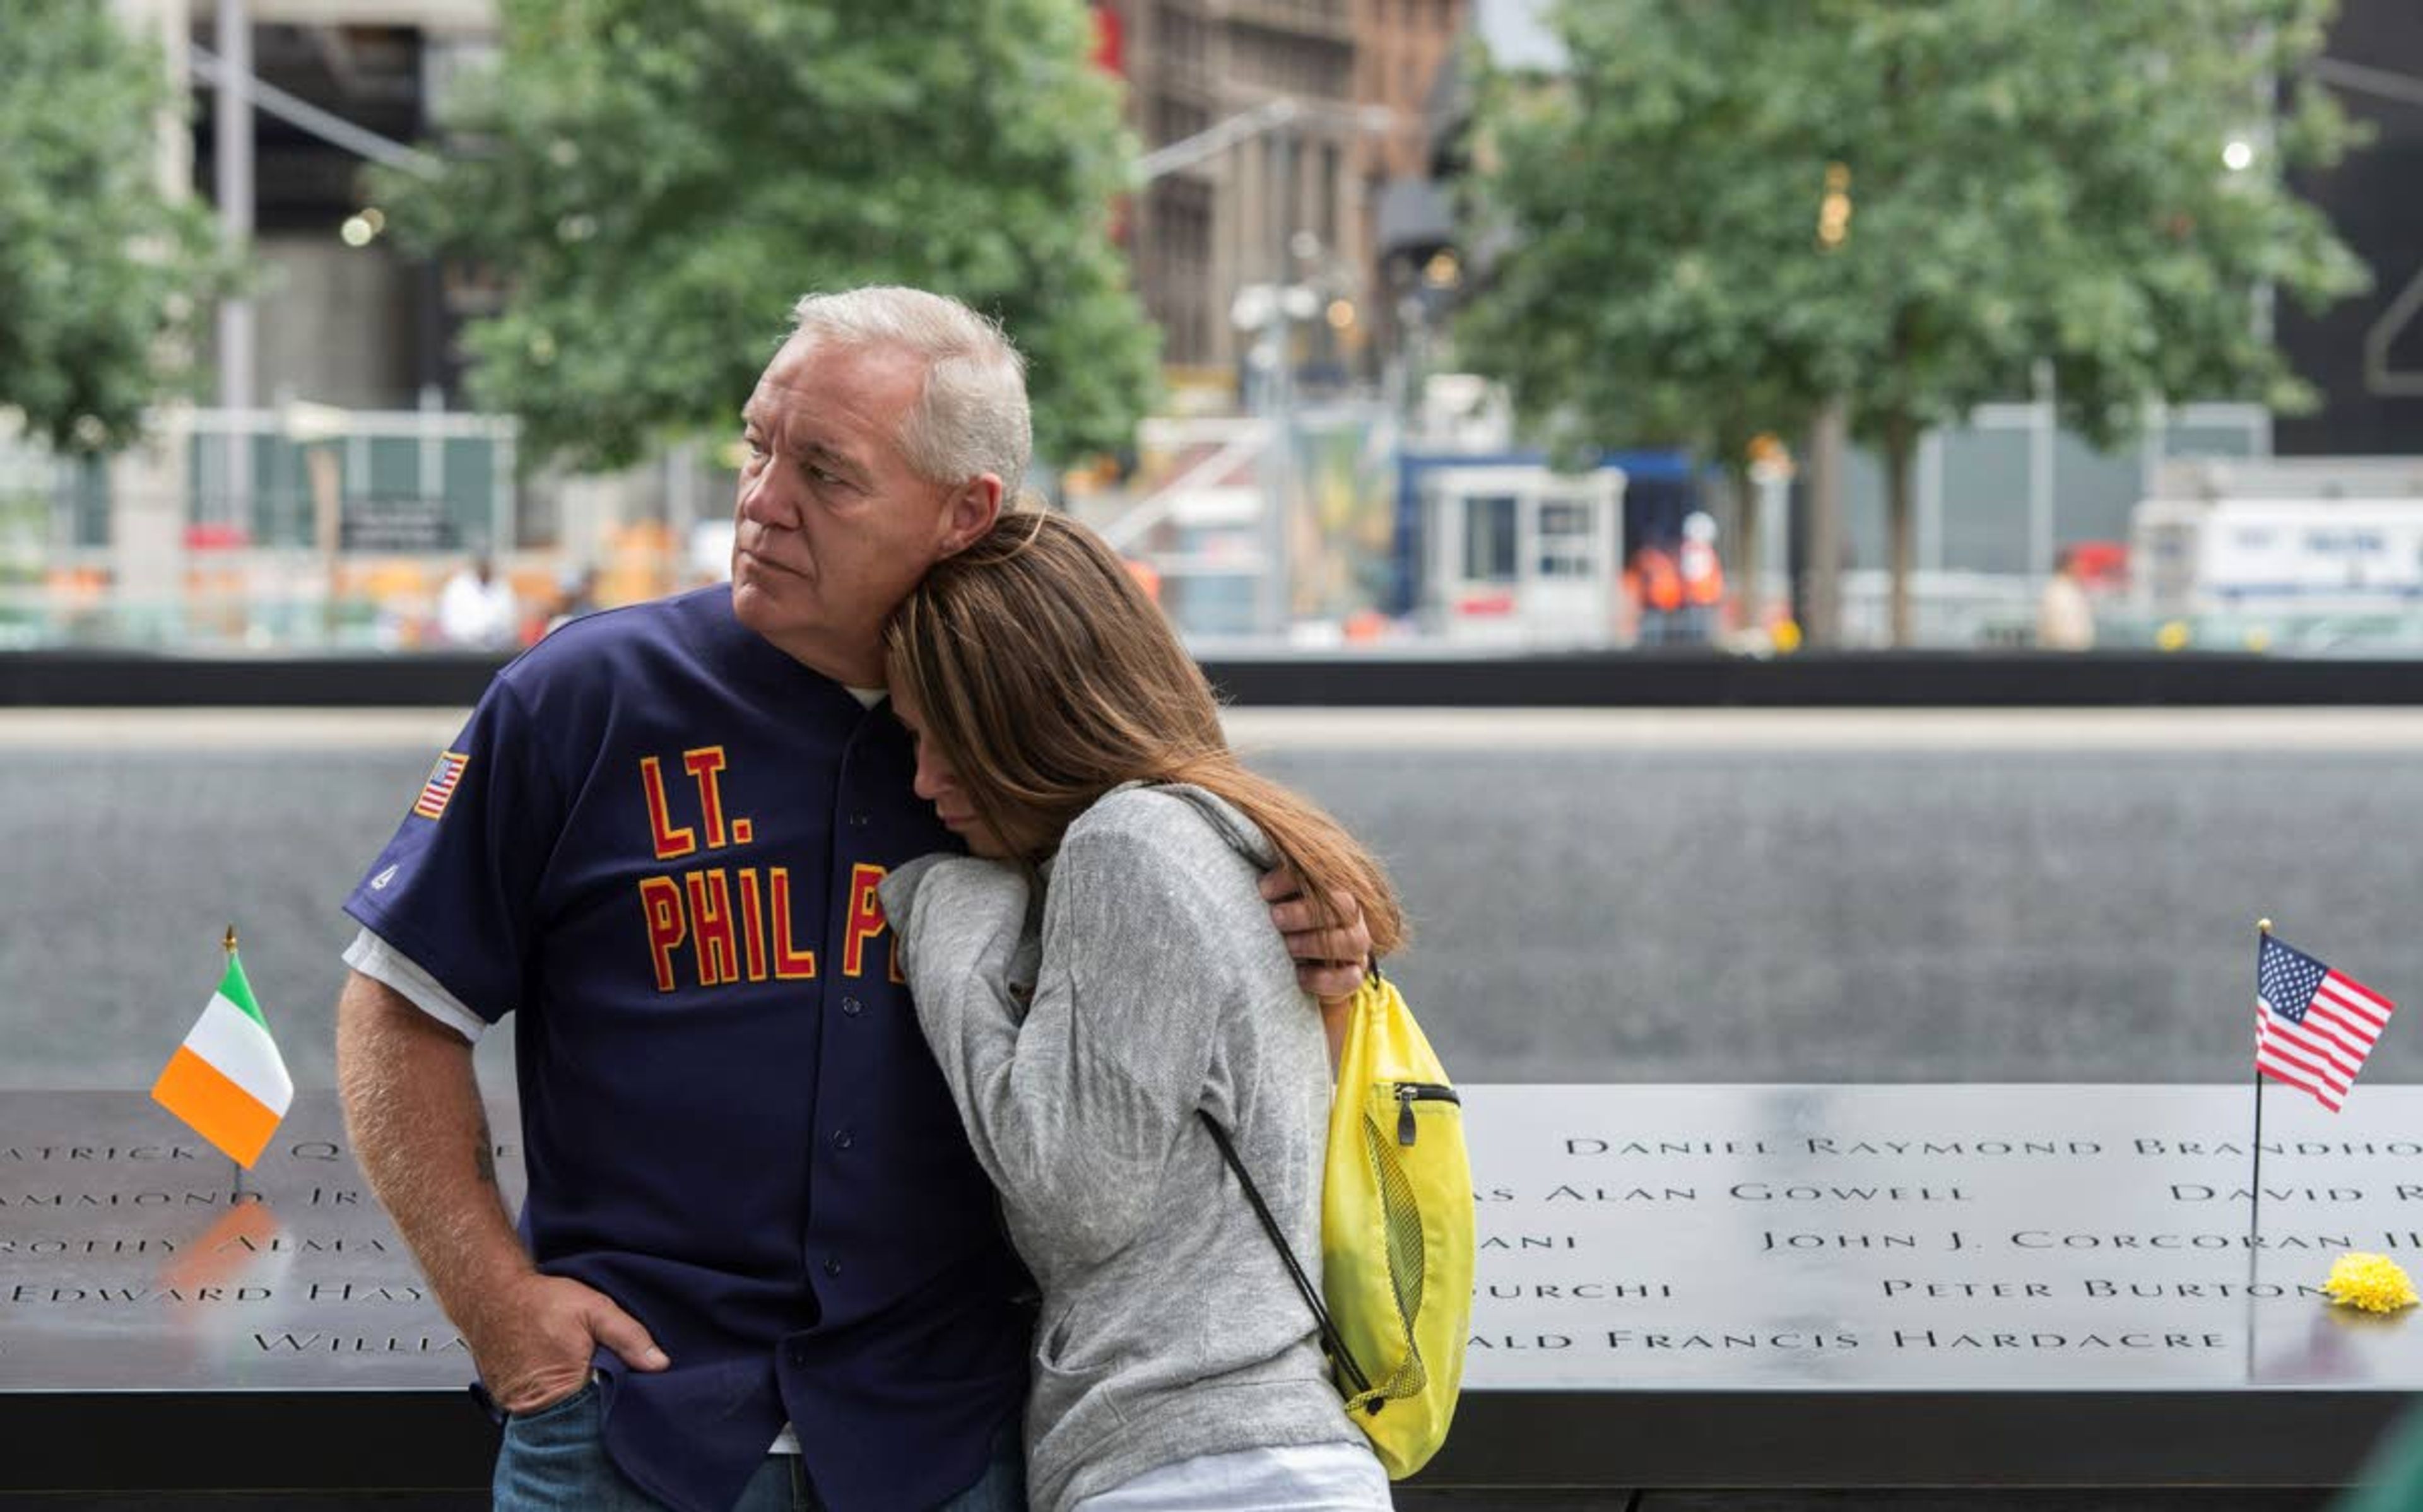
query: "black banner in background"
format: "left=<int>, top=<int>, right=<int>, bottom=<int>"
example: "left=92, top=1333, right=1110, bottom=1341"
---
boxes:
left=1, top=649, right=2420, bottom=708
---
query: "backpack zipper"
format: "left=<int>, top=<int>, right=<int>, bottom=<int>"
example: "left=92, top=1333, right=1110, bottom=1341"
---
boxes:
left=1395, top=1082, right=1460, bottom=1146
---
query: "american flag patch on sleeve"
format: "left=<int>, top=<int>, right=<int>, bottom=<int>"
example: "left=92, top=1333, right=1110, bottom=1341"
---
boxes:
left=413, top=751, right=469, bottom=820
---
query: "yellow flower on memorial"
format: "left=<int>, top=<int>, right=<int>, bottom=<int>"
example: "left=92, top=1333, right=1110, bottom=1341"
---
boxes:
left=2323, top=1253, right=2419, bottom=1315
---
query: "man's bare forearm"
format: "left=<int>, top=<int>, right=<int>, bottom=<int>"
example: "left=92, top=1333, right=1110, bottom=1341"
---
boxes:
left=335, top=970, right=533, bottom=1338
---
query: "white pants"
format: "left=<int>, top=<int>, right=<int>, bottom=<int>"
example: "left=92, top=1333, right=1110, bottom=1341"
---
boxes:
left=1073, top=1443, right=1392, bottom=1510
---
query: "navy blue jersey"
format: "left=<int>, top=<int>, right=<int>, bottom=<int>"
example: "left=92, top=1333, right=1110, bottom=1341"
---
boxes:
left=345, top=587, right=1030, bottom=1512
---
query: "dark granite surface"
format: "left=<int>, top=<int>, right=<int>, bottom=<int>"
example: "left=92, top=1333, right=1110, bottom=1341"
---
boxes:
left=6, top=1086, right=2420, bottom=1496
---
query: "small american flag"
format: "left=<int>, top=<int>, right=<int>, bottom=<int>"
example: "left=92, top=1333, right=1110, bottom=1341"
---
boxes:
left=412, top=750, right=468, bottom=821
left=2255, top=933, right=2395, bottom=1113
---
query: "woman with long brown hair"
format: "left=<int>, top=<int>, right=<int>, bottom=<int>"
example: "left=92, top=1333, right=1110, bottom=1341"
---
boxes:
left=876, top=508, right=1403, bottom=1512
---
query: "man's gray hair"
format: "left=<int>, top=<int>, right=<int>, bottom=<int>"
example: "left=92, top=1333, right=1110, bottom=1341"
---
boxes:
left=788, top=288, right=1032, bottom=491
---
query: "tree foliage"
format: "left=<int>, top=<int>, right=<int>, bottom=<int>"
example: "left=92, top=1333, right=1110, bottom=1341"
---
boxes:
left=1460, top=0, right=2369, bottom=640
left=373, top=0, right=1157, bottom=472
left=0, top=3, right=231, bottom=452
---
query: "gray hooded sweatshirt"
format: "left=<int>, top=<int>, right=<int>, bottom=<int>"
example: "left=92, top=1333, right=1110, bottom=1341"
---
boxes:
left=878, top=783, right=1370, bottom=1512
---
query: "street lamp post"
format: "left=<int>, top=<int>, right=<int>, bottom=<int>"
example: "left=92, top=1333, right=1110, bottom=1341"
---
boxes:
left=213, top=0, right=254, bottom=533
left=1262, top=119, right=1293, bottom=641
left=1232, top=277, right=1314, bottom=645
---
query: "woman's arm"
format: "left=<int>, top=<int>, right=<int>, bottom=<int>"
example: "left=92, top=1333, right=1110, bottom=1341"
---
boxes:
left=884, top=819, right=1246, bottom=1265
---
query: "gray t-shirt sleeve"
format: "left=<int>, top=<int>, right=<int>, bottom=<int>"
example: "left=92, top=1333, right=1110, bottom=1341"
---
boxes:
left=883, top=821, right=1240, bottom=1265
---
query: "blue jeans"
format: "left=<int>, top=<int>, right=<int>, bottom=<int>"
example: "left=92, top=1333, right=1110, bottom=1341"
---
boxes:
left=493, top=1380, right=1026, bottom=1511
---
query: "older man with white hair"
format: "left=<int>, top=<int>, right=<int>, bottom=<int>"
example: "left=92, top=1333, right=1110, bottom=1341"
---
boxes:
left=334, top=288, right=1367, bottom=1512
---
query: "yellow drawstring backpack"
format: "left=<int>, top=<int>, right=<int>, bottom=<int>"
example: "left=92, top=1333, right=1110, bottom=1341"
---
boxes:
left=1200, top=964, right=1475, bottom=1478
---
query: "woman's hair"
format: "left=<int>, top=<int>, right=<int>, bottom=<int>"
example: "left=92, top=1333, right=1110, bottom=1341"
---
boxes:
left=884, top=508, right=1406, bottom=956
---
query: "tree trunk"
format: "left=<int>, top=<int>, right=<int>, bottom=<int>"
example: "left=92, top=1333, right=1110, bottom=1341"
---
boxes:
left=1885, top=412, right=1917, bottom=647
left=1726, top=460, right=1760, bottom=634
left=1801, top=398, right=1848, bottom=648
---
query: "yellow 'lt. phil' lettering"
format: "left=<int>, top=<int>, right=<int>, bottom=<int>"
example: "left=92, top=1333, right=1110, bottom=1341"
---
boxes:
left=632, top=749, right=885, bottom=993
left=640, top=746, right=740, bottom=862
left=686, top=870, right=740, bottom=985
left=841, top=864, right=903, bottom=984
left=641, top=865, right=823, bottom=993
left=684, top=747, right=731, bottom=849
left=767, top=869, right=817, bottom=980
left=640, top=758, right=695, bottom=861
left=639, top=877, right=685, bottom=992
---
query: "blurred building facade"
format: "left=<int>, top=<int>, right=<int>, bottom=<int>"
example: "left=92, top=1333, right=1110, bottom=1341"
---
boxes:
left=2275, top=0, right=2423, bottom=457
left=1104, top=0, right=1465, bottom=394
left=122, top=0, right=497, bottom=414
left=1352, top=0, right=1468, bottom=370
left=151, top=0, right=1485, bottom=414
left=1110, top=0, right=1357, bottom=384
left=18, top=1, right=2421, bottom=654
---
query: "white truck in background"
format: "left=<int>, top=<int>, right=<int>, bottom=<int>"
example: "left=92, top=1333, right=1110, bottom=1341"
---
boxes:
left=2130, top=460, right=2423, bottom=632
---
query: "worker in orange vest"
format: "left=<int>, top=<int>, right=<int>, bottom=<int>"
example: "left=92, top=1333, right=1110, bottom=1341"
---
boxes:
left=1629, top=541, right=1684, bottom=647
left=1678, top=511, right=1726, bottom=643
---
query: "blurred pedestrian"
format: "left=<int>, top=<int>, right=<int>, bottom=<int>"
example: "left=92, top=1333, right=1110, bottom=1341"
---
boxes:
left=2037, top=546, right=2096, bottom=651
left=435, top=554, right=519, bottom=650
left=544, top=565, right=600, bottom=636
left=1629, top=541, right=1683, bottom=647
left=1677, top=511, right=1726, bottom=645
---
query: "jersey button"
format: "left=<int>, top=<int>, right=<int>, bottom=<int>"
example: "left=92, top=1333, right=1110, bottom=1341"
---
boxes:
left=840, top=997, right=863, bottom=1017
left=832, top=1127, right=855, bottom=1151
left=823, top=1257, right=842, bottom=1278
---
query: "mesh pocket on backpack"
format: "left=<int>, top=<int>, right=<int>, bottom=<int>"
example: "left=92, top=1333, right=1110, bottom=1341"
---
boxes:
left=1360, top=1108, right=1430, bottom=1404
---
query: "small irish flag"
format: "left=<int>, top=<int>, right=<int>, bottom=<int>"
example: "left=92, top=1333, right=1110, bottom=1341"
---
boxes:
left=151, top=946, right=293, bottom=1168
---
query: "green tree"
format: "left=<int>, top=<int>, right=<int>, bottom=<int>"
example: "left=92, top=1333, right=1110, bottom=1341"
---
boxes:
left=373, top=0, right=1157, bottom=472
left=1461, top=0, right=2367, bottom=644
left=0, top=3, right=230, bottom=452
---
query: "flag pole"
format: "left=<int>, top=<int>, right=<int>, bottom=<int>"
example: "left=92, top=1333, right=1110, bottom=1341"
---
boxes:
left=2246, top=917, right=2271, bottom=1380
left=224, top=924, right=245, bottom=1203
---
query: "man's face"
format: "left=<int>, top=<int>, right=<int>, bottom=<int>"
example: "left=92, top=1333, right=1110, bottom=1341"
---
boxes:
left=731, top=337, right=993, bottom=683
